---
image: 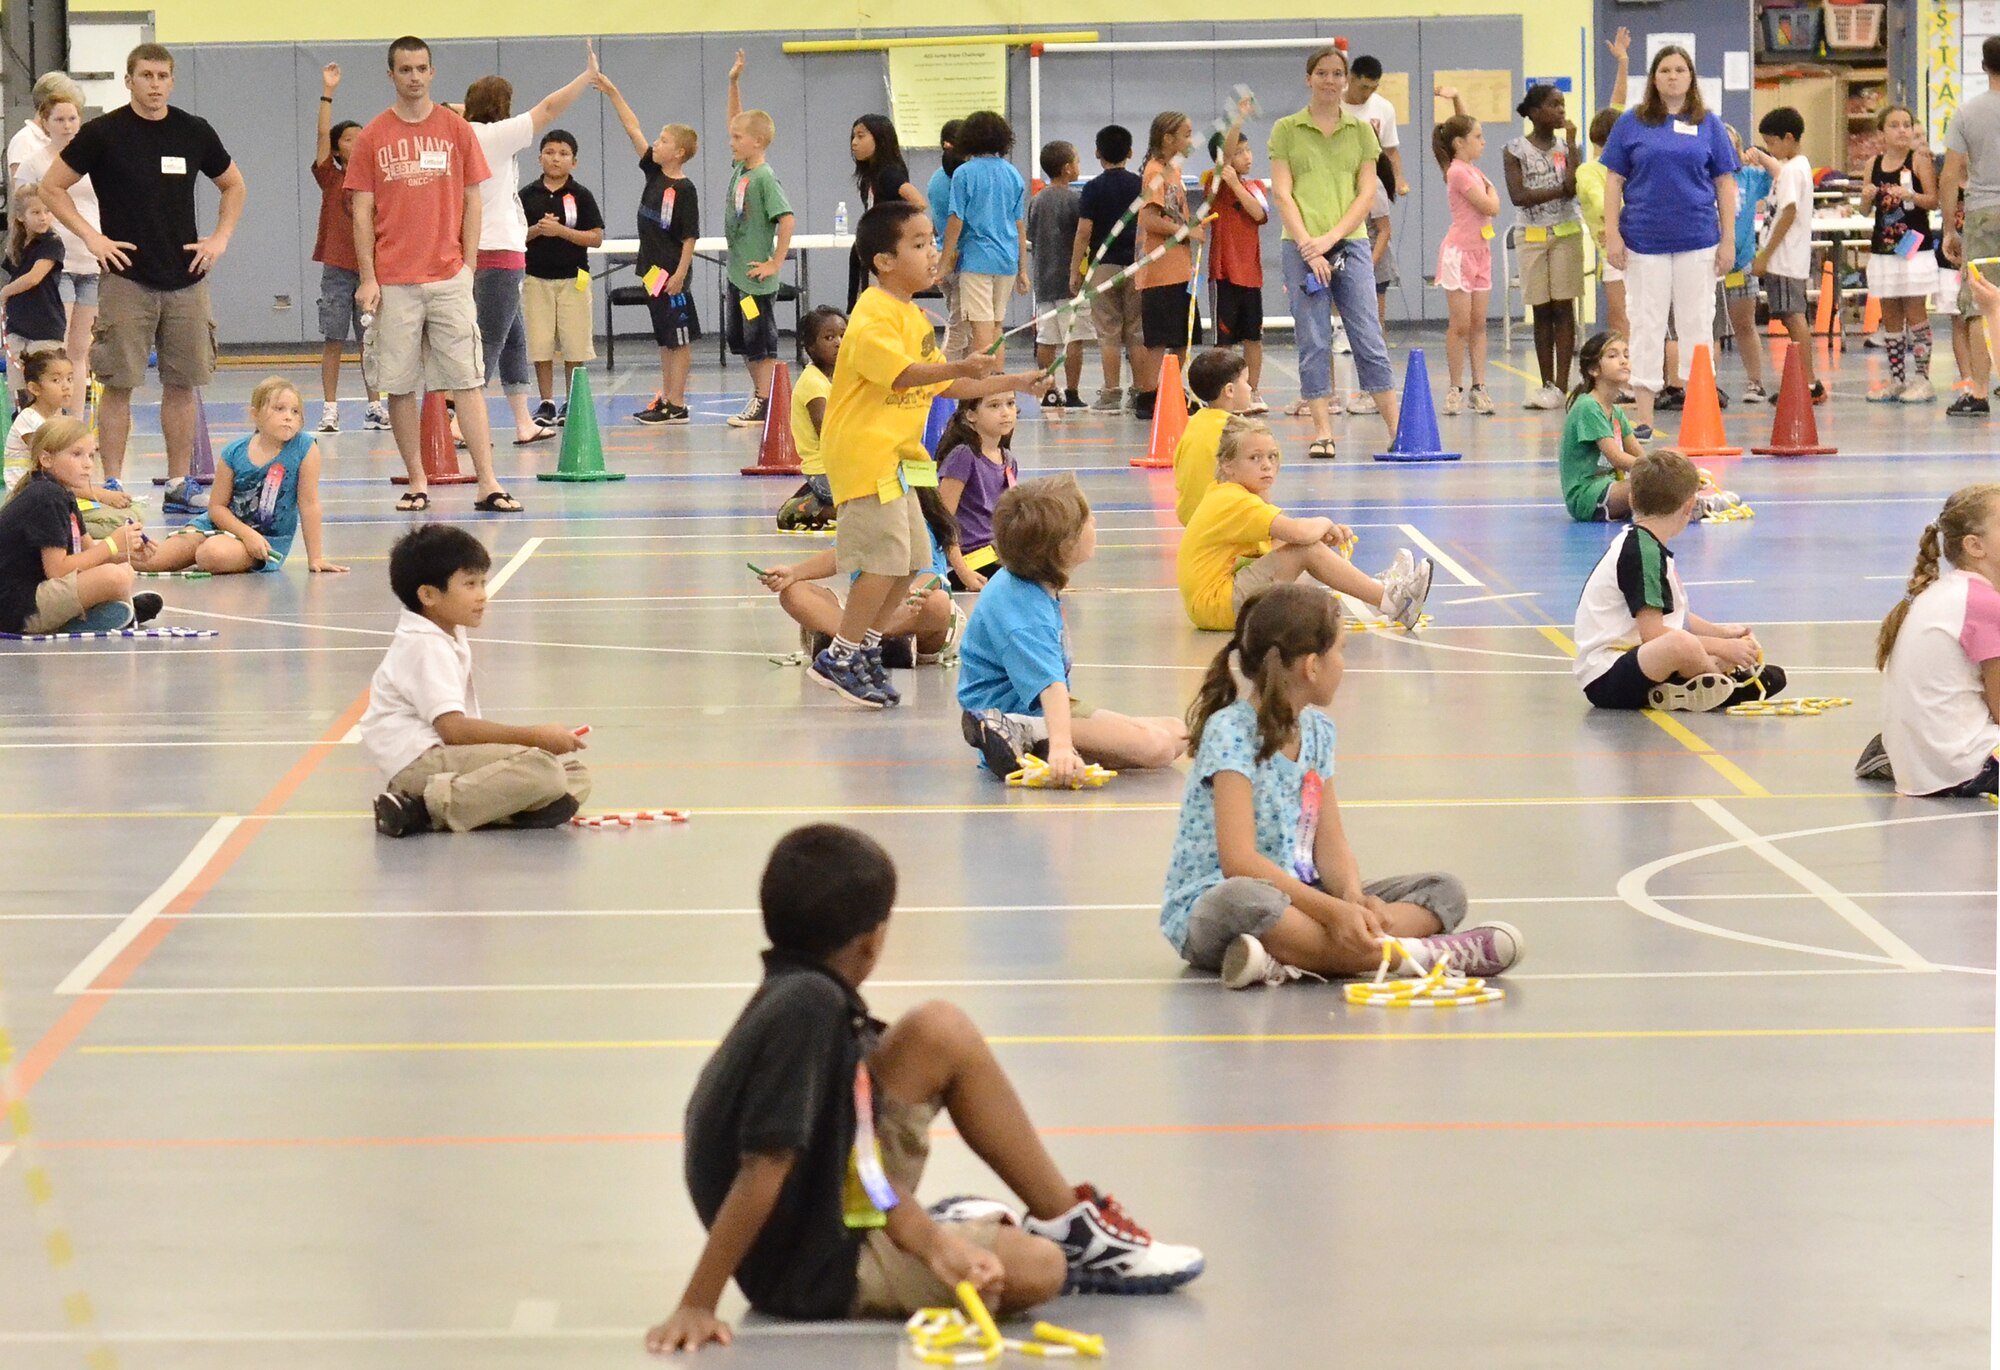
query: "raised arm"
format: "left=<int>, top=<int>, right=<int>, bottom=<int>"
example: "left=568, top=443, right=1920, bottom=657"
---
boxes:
left=598, top=71, right=649, bottom=159
left=727, top=48, right=745, bottom=123
left=1607, top=26, right=1631, bottom=110
left=315, top=64, right=341, bottom=165
left=529, top=41, right=599, bottom=134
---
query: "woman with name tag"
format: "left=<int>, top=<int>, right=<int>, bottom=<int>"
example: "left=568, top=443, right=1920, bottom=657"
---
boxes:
left=1598, top=45, right=1738, bottom=440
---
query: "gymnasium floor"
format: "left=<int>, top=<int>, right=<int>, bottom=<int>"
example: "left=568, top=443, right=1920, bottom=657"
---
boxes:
left=0, top=328, right=1993, bottom=1369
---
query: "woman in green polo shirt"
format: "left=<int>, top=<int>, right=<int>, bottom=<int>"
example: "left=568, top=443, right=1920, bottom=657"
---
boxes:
left=1268, top=45, right=1399, bottom=459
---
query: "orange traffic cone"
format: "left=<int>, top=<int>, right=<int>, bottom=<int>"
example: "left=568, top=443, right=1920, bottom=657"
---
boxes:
left=1131, top=353, right=1185, bottom=469
left=741, top=362, right=801, bottom=476
left=1860, top=292, right=1881, bottom=338
left=1752, top=345, right=1836, bottom=456
left=391, top=392, right=476, bottom=485
left=1672, top=345, right=1741, bottom=458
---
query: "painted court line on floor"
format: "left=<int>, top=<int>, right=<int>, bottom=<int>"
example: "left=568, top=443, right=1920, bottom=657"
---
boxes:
left=1396, top=523, right=1482, bottom=586
left=1692, top=799, right=1937, bottom=973
left=1616, top=809, right=1987, bottom=969
left=84, top=965, right=1991, bottom=996
left=53, top=818, right=243, bottom=995
left=77, top=1025, right=1994, bottom=1056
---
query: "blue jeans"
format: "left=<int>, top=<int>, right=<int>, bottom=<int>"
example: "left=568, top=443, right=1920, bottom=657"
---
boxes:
left=472, top=266, right=532, bottom=393
left=1282, top=238, right=1393, bottom=397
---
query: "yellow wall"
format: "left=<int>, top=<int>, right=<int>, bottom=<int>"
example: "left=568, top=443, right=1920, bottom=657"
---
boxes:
left=85, top=0, right=1594, bottom=105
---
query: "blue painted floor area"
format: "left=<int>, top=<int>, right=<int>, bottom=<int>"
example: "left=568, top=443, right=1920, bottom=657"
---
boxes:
left=0, top=327, right=1992, bottom=1369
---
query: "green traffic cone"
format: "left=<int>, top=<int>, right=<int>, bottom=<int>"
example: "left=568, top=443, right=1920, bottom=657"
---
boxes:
left=538, top=365, right=625, bottom=482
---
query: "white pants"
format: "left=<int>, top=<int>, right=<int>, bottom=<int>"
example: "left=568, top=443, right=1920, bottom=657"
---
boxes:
left=1625, top=248, right=1717, bottom=393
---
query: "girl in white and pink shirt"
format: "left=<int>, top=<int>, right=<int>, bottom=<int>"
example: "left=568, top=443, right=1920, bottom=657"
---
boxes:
left=1863, top=483, right=2000, bottom=797
left=1432, top=115, right=1499, bottom=415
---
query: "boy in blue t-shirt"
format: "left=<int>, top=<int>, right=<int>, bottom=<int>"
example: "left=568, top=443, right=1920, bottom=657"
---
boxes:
left=956, top=475, right=1186, bottom=785
left=941, top=110, right=1029, bottom=363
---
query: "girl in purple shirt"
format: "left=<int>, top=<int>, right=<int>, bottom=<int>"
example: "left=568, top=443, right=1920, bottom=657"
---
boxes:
left=935, top=394, right=1019, bottom=590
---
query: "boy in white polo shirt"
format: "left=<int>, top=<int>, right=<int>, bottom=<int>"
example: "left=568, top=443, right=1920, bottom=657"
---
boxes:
left=363, top=524, right=591, bottom=835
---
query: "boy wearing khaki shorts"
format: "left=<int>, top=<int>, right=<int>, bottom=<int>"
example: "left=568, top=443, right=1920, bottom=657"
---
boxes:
left=647, top=824, right=1205, bottom=1353
left=809, top=200, right=1054, bottom=710
left=519, top=129, right=604, bottom=421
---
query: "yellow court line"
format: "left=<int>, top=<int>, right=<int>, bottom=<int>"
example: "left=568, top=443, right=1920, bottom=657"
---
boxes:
left=79, top=1026, right=1993, bottom=1056
left=1489, top=359, right=1545, bottom=386
left=1537, top=626, right=1771, bottom=798
left=0, top=793, right=1897, bottom=822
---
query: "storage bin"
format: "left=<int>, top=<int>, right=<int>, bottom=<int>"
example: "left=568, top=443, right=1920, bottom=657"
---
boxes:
left=1826, top=3, right=1884, bottom=49
left=1762, top=6, right=1823, bottom=53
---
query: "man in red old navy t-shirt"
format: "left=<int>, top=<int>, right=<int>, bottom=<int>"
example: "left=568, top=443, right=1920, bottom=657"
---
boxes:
left=347, top=35, right=517, bottom=513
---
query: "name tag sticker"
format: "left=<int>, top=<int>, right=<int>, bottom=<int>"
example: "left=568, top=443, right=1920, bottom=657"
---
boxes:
left=1672, top=120, right=1699, bottom=137
left=1481, top=223, right=1494, bottom=240
left=419, top=150, right=449, bottom=171
left=1553, top=220, right=1582, bottom=238
left=159, top=156, right=187, bottom=175
left=1522, top=226, right=1548, bottom=243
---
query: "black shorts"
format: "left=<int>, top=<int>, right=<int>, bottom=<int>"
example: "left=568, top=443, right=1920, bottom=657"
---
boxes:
left=1212, top=280, right=1264, bottom=343
left=725, top=283, right=780, bottom=361
left=1140, top=282, right=1203, bottom=349
left=1582, top=650, right=1656, bottom=710
left=646, top=289, right=701, bottom=349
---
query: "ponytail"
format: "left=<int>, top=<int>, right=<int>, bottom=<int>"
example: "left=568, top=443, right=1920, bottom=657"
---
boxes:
left=1187, top=584, right=1345, bottom=759
left=1186, top=617, right=1250, bottom=754
left=1877, top=483, right=2000, bottom=669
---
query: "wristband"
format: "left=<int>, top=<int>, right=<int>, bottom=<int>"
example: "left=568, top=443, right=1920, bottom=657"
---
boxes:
left=320, top=96, right=334, bottom=102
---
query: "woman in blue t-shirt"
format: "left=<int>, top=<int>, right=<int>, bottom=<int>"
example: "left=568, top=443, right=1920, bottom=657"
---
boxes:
left=1600, top=45, right=1739, bottom=438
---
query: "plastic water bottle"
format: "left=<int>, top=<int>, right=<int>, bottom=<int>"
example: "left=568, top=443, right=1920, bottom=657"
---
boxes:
left=835, top=200, right=849, bottom=236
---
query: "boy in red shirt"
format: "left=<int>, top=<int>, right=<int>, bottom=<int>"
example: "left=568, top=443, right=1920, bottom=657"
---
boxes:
left=309, top=62, right=385, bottom=434
left=1203, top=125, right=1271, bottom=414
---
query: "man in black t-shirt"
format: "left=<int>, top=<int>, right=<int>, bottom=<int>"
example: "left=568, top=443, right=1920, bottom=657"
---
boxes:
left=519, top=130, right=604, bottom=423
left=41, top=43, right=245, bottom=512
left=648, top=825, right=1205, bottom=1353
left=599, top=71, right=702, bottom=424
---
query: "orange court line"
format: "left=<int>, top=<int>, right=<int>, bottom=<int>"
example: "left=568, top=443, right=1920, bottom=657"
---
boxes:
left=1, top=691, right=372, bottom=1107
left=34, top=1116, right=1990, bottom=1152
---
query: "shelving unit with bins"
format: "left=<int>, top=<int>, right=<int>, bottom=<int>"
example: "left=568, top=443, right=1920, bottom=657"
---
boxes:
left=1754, top=1, right=1903, bottom=174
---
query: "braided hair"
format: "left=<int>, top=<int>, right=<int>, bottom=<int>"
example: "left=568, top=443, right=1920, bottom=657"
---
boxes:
left=1876, top=483, right=2000, bottom=668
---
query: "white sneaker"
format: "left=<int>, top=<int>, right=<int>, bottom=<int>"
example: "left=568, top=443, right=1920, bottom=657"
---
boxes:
left=1397, top=921, right=1525, bottom=977
left=1524, top=385, right=1564, bottom=410
left=317, top=401, right=340, bottom=433
left=1347, top=391, right=1378, bottom=414
left=1897, top=378, right=1936, bottom=403
left=1468, top=384, right=1496, bottom=415
left=1647, top=672, right=1736, bottom=713
left=1738, top=380, right=1768, bottom=403
left=1220, top=933, right=1303, bottom=989
left=1441, top=386, right=1463, bottom=416
left=364, top=402, right=391, bottom=431
left=1244, top=391, right=1271, bottom=416
left=1332, top=322, right=1351, bottom=355
left=1021, top=1185, right=1205, bottom=1294
left=1378, top=551, right=1434, bottom=631
left=928, top=1195, right=1020, bottom=1227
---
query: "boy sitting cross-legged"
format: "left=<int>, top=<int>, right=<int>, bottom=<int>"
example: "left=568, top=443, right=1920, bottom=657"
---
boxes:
left=1572, top=447, right=1787, bottom=712
left=646, top=824, right=1204, bottom=1353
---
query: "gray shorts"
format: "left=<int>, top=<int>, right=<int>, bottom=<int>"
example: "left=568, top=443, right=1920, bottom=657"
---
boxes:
left=1763, top=272, right=1809, bottom=319
left=318, top=263, right=362, bottom=344
left=58, top=271, right=99, bottom=309
left=1179, top=872, right=1468, bottom=972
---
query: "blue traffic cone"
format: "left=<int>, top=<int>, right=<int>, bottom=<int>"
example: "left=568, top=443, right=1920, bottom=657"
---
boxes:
left=922, top=392, right=955, bottom=456
left=1373, top=349, right=1461, bottom=463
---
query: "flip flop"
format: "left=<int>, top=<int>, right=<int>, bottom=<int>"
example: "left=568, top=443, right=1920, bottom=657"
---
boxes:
left=395, top=491, right=430, bottom=512
left=473, top=490, right=523, bottom=513
left=513, top=425, right=557, bottom=445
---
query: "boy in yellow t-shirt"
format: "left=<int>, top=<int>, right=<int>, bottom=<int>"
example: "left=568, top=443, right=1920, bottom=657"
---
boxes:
left=812, top=201, right=1054, bottom=709
left=1174, top=349, right=1256, bottom=526
left=1176, top=418, right=1434, bottom=632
